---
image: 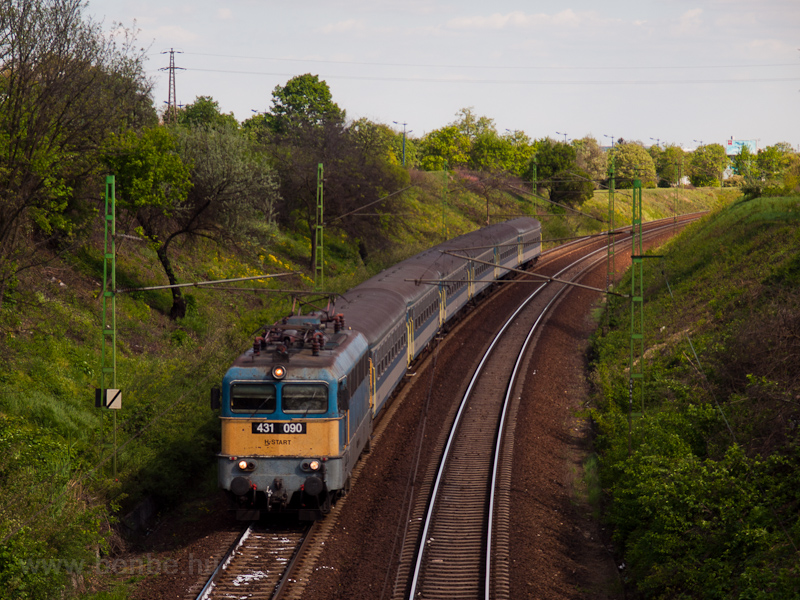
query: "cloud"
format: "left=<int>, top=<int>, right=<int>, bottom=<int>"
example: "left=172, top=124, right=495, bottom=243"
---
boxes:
left=317, top=19, right=366, bottom=34
left=217, top=8, right=233, bottom=20
left=146, top=25, right=199, bottom=45
left=446, top=9, right=605, bottom=31
left=746, top=38, right=795, bottom=57
left=674, top=8, right=703, bottom=35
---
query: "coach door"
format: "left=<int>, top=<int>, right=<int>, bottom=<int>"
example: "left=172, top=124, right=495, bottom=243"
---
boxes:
left=406, top=309, right=415, bottom=366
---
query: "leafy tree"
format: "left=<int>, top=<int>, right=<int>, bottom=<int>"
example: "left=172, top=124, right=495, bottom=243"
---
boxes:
left=609, top=142, right=657, bottom=188
left=261, top=78, right=407, bottom=262
left=0, top=0, right=153, bottom=305
left=451, top=106, right=496, bottom=140
left=105, top=124, right=282, bottom=319
left=172, top=125, right=281, bottom=240
left=502, top=130, right=536, bottom=178
left=573, top=136, right=607, bottom=187
left=655, top=145, right=687, bottom=187
left=469, top=131, right=513, bottom=172
left=756, top=143, right=793, bottom=180
left=782, top=153, right=800, bottom=195
left=689, top=144, right=729, bottom=187
left=266, top=73, right=344, bottom=134
left=466, top=130, right=534, bottom=178
left=177, top=95, right=238, bottom=129
left=533, top=138, right=593, bottom=205
left=534, top=138, right=575, bottom=186
left=731, top=144, right=755, bottom=179
left=418, top=126, right=471, bottom=171
left=102, top=126, right=192, bottom=318
left=275, top=119, right=409, bottom=260
left=456, top=168, right=516, bottom=226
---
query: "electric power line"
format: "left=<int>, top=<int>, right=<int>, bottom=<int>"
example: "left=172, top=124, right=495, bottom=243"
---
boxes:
left=181, top=52, right=797, bottom=72
left=185, top=67, right=800, bottom=86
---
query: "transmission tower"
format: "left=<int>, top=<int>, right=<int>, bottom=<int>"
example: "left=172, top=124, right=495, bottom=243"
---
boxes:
left=160, top=48, right=184, bottom=124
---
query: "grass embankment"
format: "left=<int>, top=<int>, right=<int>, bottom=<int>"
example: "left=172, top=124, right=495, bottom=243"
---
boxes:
left=582, top=186, right=742, bottom=227
left=0, top=173, right=728, bottom=598
left=589, top=195, right=800, bottom=598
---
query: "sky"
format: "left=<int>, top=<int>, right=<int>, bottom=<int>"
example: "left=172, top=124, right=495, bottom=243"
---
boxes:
left=85, top=0, right=800, bottom=150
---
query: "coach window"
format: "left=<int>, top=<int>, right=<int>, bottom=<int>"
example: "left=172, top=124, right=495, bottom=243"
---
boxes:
left=231, top=383, right=276, bottom=413
left=282, top=383, right=328, bottom=414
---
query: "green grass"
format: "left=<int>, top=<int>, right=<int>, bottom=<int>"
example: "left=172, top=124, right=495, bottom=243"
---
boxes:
left=583, top=185, right=738, bottom=227
left=589, top=194, right=800, bottom=598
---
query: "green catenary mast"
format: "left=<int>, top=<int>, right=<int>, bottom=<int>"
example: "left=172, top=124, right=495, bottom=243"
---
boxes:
left=314, top=163, right=324, bottom=292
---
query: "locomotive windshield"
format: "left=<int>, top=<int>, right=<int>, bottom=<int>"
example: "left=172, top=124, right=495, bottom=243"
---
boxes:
left=231, top=383, right=276, bottom=413
left=282, top=383, right=328, bottom=414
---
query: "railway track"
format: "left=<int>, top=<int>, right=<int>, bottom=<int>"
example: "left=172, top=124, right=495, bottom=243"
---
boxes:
left=193, top=522, right=314, bottom=600
left=185, top=213, right=702, bottom=600
left=391, top=217, right=698, bottom=600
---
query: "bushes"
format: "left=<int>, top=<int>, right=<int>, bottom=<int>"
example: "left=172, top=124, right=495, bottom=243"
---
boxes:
left=0, top=415, right=112, bottom=599
left=603, top=435, right=800, bottom=599
left=590, top=195, right=800, bottom=598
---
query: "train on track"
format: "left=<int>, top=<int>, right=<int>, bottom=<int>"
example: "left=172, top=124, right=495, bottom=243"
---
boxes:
left=211, top=217, right=542, bottom=520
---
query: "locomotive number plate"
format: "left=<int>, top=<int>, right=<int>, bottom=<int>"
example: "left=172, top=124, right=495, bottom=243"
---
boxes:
left=252, top=422, right=307, bottom=434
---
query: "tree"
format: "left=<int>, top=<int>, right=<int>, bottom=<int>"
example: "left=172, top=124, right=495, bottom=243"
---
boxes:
left=172, top=124, right=281, bottom=241
left=418, top=126, right=471, bottom=171
left=268, top=119, right=409, bottom=261
left=102, top=127, right=192, bottom=318
left=457, top=168, right=515, bottom=226
left=0, top=0, right=154, bottom=305
left=502, top=130, right=536, bottom=178
left=609, top=142, right=657, bottom=188
left=451, top=106, right=496, bottom=140
left=731, top=145, right=755, bottom=179
left=655, top=145, right=686, bottom=187
left=573, top=136, right=607, bottom=187
left=756, top=143, right=792, bottom=180
left=261, top=78, right=407, bottom=262
left=177, top=95, right=238, bottom=129
left=689, top=144, right=729, bottom=187
left=105, top=124, right=282, bottom=319
left=469, top=131, right=513, bottom=172
left=534, top=138, right=594, bottom=205
left=466, top=130, right=535, bottom=177
left=266, top=73, right=344, bottom=134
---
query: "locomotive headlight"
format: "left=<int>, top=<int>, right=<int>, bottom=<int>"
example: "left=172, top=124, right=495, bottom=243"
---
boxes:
left=238, top=460, right=255, bottom=471
left=272, top=365, right=286, bottom=379
left=301, top=459, right=322, bottom=472
left=238, top=460, right=248, bottom=470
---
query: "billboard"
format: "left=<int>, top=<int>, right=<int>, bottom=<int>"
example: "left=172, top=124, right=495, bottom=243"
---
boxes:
left=726, top=139, right=757, bottom=156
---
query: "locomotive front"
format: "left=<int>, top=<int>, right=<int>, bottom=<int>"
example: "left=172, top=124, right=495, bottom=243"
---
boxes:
left=214, top=312, right=368, bottom=520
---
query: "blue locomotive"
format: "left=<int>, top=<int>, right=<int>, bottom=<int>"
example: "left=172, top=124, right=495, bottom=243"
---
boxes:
left=211, top=218, right=541, bottom=519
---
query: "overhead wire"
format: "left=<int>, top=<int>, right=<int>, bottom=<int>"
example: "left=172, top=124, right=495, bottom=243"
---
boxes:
left=181, top=51, right=796, bottom=72
left=186, top=67, right=800, bottom=86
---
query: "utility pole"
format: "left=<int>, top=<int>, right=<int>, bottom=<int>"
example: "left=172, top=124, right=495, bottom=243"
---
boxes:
left=314, top=164, right=324, bottom=292
left=630, top=178, right=644, bottom=414
left=160, top=48, right=184, bottom=124
left=393, top=121, right=412, bottom=166
left=607, top=153, right=615, bottom=291
left=442, top=161, right=449, bottom=241
left=604, top=135, right=616, bottom=292
left=96, top=176, right=122, bottom=476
